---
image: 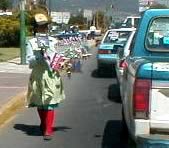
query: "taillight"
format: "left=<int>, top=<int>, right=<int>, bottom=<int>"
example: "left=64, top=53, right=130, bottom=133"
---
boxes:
left=119, top=59, right=128, bottom=69
left=133, top=79, right=151, bottom=119
left=98, top=50, right=111, bottom=54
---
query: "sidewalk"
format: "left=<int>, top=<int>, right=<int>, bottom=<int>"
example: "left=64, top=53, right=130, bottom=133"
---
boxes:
left=0, top=39, right=96, bottom=127
left=0, top=58, right=30, bottom=127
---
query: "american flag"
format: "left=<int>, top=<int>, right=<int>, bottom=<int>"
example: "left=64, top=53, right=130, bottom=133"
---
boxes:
left=50, top=53, right=65, bottom=71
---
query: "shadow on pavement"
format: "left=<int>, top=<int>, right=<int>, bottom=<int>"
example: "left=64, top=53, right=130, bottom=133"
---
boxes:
left=108, top=83, right=121, bottom=103
left=101, top=120, right=127, bottom=148
left=13, top=124, right=72, bottom=136
left=91, top=69, right=116, bottom=78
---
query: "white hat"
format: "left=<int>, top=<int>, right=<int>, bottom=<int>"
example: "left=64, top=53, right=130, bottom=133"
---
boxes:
left=34, top=13, right=48, bottom=25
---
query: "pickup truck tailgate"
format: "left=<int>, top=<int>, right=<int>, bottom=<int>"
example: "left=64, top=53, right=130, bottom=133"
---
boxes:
left=150, top=63, right=169, bottom=129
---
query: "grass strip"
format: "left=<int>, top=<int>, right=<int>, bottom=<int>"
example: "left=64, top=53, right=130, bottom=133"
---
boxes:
left=0, top=48, right=20, bottom=62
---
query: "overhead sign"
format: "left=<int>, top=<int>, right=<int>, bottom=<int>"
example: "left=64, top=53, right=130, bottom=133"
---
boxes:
left=83, top=9, right=93, bottom=21
left=51, top=12, right=70, bottom=24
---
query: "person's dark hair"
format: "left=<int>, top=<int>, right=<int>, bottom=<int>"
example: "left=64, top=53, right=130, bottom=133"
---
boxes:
left=32, top=20, right=38, bottom=36
left=32, top=20, right=48, bottom=36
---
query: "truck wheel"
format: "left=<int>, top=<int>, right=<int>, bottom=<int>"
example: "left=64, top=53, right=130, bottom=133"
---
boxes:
left=121, top=108, right=129, bottom=144
left=121, top=108, right=136, bottom=147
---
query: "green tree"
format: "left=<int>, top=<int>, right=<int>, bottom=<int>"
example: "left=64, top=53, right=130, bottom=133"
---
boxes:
left=39, top=0, right=47, bottom=5
left=0, top=0, right=11, bottom=11
left=69, top=14, right=87, bottom=29
left=94, top=10, right=108, bottom=32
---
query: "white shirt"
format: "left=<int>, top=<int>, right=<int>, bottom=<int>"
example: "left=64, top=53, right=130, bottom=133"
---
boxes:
left=26, top=36, right=58, bottom=66
left=90, top=26, right=96, bottom=32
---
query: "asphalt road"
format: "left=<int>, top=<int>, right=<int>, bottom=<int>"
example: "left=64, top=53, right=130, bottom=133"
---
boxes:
left=0, top=73, right=29, bottom=108
left=0, top=47, right=124, bottom=148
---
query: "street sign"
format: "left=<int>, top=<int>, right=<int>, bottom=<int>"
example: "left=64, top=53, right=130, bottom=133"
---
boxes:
left=51, top=11, right=70, bottom=24
left=83, top=9, right=93, bottom=21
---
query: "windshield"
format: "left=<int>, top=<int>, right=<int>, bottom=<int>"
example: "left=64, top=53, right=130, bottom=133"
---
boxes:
left=103, top=31, right=131, bottom=44
left=146, top=17, right=169, bottom=52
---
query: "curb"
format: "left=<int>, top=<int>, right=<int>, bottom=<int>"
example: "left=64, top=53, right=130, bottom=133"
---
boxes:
left=0, top=91, right=26, bottom=127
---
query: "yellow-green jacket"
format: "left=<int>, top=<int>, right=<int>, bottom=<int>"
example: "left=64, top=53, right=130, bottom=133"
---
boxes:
left=26, top=36, right=65, bottom=108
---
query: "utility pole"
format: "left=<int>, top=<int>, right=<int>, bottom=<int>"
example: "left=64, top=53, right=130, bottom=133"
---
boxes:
left=96, top=11, right=98, bottom=29
left=48, top=0, right=51, bottom=16
left=20, top=0, right=26, bottom=64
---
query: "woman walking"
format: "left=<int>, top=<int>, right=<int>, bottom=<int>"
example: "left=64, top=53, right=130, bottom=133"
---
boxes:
left=26, top=13, right=65, bottom=140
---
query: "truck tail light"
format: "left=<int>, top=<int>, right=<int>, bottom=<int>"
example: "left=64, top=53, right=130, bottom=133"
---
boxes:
left=133, top=79, right=151, bottom=119
left=119, top=59, right=128, bottom=69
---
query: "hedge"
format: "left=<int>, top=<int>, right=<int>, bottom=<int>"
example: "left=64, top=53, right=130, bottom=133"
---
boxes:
left=0, top=6, right=49, bottom=47
left=0, top=16, right=20, bottom=47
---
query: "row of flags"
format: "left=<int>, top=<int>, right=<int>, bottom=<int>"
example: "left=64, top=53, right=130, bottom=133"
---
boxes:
left=44, top=36, right=92, bottom=73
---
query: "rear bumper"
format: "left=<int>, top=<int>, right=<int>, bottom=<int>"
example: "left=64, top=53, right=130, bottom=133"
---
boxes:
left=133, top=119, right=169, bottom=147
left=97, top=55, right=117, bottom=68
left=97, top=59, right=115, bottom=66
left=97, top=54, right=117, bottom=65
left=137, top=134, right=169, bottom=147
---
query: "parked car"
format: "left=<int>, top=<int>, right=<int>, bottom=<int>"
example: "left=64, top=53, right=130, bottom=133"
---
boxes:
left=120, top=9, right=169, bottom=147
left=115, top=30, right=136, bottom=86
left=96, top=28, right=135, bottom=73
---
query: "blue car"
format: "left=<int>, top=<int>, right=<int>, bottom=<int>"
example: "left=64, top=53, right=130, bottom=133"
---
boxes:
left=97, top=28, right=135, bottom=72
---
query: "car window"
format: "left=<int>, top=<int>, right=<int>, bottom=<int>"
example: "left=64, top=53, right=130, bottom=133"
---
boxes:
left=103, top=31, right=131, bottom=44
left=146, top=17, right=169, bottom=52
left=125, top=18, right=132, bottom=28
left=134, top=18, right=140, bottom=28
left=128, top=33, right=136, bottom=55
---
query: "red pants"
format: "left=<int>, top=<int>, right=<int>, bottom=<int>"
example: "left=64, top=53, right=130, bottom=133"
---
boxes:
left=37, top=109, right=56, bottom=136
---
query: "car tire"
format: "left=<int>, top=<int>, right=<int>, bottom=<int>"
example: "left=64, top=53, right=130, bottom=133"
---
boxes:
left=97, top=63, right=102, bottom=76
left=97, top=68, right=102, bottom=77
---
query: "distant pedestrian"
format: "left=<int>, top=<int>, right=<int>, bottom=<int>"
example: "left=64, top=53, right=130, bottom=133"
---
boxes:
left=89, top=25, right=96, bottom=39
left=26, top=13, right=65, bottom=140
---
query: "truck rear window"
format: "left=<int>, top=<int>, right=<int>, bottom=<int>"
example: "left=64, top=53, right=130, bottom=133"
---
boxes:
left=103, top=31, right=131, bottom=44
left=146, top=17, right=169, bottom=52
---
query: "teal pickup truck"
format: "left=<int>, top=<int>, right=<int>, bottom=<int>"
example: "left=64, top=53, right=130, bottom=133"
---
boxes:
left=121, top=9, right=169, bottom=147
